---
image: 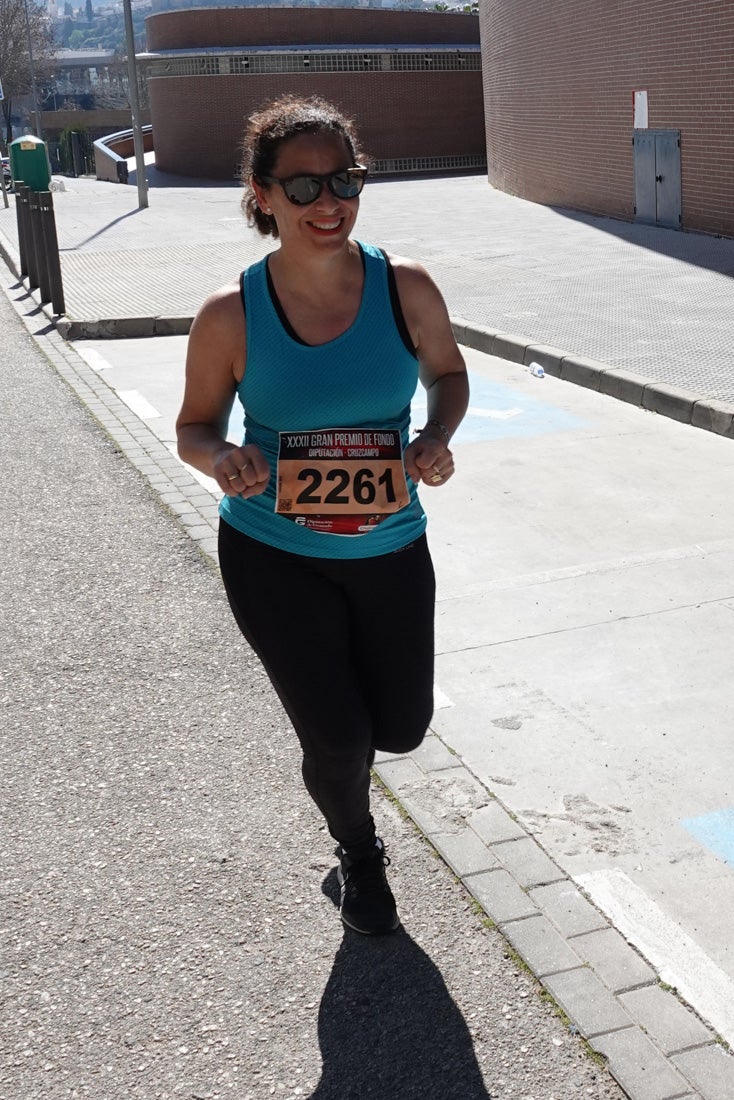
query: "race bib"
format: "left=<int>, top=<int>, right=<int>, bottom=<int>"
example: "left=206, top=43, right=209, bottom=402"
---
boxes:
left=276, top=426, right=410, bottom=536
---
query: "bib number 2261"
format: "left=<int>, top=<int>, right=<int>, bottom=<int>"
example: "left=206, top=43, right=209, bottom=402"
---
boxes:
left=296, top=465, right=399, bottom=507
left=276, top=427, right=410, bottom=535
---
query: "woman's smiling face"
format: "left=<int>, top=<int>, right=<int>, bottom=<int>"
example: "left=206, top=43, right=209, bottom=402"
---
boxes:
left=254, top=131, right=360, bottom=251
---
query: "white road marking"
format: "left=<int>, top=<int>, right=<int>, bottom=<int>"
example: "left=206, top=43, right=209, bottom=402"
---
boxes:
left=165, top=443, right=221, bottom=495
left=74, top=345, right=113, bottom=372
left=116, top=389, right=162, bottom=420
left=466, top=405, right=524, bottom=420
left=434, top=684, right=454, bottom=710
left=412, top=399, right=523, bottom=422
left=576, top=867, right=734, bottom=1046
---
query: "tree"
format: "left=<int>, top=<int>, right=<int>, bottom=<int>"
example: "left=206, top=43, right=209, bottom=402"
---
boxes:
left=85, top=0, right=92, bottom=23
left=0, top=0, right=55, bottom=146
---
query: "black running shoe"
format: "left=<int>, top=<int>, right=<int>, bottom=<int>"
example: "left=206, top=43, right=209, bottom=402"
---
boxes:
left=336, top=838, right=400, bottom=935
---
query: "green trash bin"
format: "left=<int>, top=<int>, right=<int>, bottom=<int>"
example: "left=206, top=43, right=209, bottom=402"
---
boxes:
left=9, top=134, right=51, bottom=191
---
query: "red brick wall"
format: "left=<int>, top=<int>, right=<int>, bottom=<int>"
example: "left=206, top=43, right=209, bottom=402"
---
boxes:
left=146, top=8, right=480, bottom=51
left=145, top=8, right=484, bottom=179
left=480, top=0, right=734, bottom=236
left=149, top=71, right=485, bottom=179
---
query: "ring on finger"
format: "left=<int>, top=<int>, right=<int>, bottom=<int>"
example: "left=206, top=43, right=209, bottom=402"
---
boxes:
left=227, top=462, right=250, bottom=482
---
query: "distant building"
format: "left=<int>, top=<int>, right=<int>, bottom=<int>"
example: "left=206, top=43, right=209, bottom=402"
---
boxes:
left=142, top=6, right=484, bottom=179
left=37, top=49, right=149, bottom=164
left=45, top=49, right=125, bottom=111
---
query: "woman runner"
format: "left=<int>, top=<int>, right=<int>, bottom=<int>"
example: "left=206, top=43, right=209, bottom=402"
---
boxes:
left=176, top=96, right=469, bottom=935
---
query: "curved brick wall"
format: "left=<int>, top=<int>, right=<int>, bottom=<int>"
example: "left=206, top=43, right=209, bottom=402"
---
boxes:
left=146, top=8, right=479, bottom=51
left=143, top=8, right=484, bottom=180
left=480, top=0, right=734, bottom=237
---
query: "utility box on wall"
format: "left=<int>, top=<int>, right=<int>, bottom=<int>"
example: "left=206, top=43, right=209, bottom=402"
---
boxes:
left=633, top=129, right=681, bottom=229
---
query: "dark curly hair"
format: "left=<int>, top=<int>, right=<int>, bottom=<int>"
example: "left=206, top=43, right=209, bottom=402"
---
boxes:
left=240, top=95, right=364, bottom=239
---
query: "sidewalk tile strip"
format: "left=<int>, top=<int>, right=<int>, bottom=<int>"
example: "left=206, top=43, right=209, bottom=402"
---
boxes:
left=544, top=968, right=633, bottom=1039
left=430, top=828, right=499, bottom=877
left=374, top=757, right=424, bottom=792
left=400, top=792, right=463, bottom=838
left=671, top=1045, right=734, bottom=1100
left=590, top=1027, right=696, bottom=1100
left=184, top=524, right=218, bottom=541
left=468, top=800, right=527, bottom=844
left=571, top=927, right=658, bottom=995
left=164, top=499, right=198, bottom=515
left=196, top=537, right=219, bottom=559
left=178, top=511, right=214, bottom=529
left=465, top=868, right=538, bottom=924
left=530, top=881, right=610, bottom=938
left=502, top=914, right=585, bottom=978
left=618, top=986, right=717, bottom=1057
left=490, top=836, right=566, bottom=889
left=409, top=733, right=464, bottom=773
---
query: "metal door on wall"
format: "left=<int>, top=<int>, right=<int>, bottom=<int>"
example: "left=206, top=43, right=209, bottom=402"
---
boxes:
left=633, top=129, right=681, bottom=229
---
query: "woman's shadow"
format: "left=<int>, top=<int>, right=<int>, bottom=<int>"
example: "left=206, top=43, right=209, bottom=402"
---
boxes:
left=309, top=870, right=494, bottom=1100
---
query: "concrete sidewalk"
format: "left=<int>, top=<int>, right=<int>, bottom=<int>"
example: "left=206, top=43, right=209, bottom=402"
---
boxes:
left=0, top=172, right=733, bottom=421
left=3, top=170, right=734, bottom=1099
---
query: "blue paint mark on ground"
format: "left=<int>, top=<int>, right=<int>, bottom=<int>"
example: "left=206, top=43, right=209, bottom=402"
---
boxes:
left=683, top=808, right=734, bottom=868
left=412, top=368, right=588, bottom=445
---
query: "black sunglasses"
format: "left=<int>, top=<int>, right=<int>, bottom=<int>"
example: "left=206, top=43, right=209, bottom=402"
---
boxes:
left=258, top=165, right=368, bottom=206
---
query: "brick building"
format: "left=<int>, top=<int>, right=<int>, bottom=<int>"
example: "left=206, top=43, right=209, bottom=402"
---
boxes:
left=480, top=0, right=734, bottom=237
left=142, top=8, right=485, bottom=180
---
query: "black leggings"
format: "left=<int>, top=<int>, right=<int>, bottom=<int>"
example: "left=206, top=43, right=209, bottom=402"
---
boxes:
left=218, top=520, right=436, bottom=853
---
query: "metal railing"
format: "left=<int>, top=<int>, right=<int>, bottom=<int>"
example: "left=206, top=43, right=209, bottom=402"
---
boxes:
left=14, top=182, right=66, bottom=316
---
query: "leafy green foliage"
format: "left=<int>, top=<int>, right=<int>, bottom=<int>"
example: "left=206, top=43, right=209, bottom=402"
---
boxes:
left=0, top=0, right=55, bottom=144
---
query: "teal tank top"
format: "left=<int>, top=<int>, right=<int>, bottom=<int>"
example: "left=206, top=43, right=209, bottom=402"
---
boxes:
left=219, top=241, right=427, bottom=559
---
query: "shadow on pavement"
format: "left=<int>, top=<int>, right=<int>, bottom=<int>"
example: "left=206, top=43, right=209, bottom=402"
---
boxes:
left=128, top=165, right=241, bottom=190
left=310, top=870, right=493, bottom=1100
left=69, top=207, right=145, bottom=249
left=552, top=204, right=734, bottom=278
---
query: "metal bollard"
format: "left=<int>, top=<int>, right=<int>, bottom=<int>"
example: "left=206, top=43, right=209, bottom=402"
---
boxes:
left=28, top=190, right=49, bottom=300
left=38, top=191, right=65, bottom=316
left=15, top=183, right=31, bottom=280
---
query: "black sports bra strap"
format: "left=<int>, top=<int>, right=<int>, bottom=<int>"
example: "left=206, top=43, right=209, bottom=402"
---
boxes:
left=379, top=248, right=417, bottom=359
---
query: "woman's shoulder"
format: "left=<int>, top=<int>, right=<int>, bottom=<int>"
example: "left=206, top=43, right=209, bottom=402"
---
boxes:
left=195, top=276, right=243, bottom=324
left=357, top=240, right=431, bottom=288
left=189, top=277, right=246, bottom=359
left=372, top=248, right=443, bottom=307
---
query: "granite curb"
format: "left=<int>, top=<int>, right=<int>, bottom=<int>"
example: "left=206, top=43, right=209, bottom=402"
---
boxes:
left=450, top=318, right=734, bottom=441
left=4, top=269, right=734, bottom=1100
